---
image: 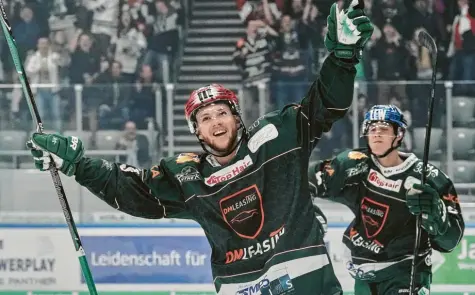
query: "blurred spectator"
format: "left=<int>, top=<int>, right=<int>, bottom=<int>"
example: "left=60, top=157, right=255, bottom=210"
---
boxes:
left=233, top=20, right=277, bottom=122
left=273, top=15, right=306, bottom=109
left=111, top=10, right=147, bottom=82
left=371, top=23, right=411, bottom=103
left=83, top=0, right=120, bottom=57
left=26, top=37, right=64, bottom=132
left=237, top=0, right=282, bottom=26
left=47, top=0, right=78, bottom=44
left=12, top=5, right=41, bottom=63
left=447, top=0, right=475, bottom=95
left=142, top=0, right=179, bottom=83
left=69, top=32, right=101, bottom=130
left=129, top=64, right=157, bottom=129
left=96, top=61, right=131, bottom=129
left=115, top=120, right=150, bottom=167
left=50, top=30, right=72, bottom=83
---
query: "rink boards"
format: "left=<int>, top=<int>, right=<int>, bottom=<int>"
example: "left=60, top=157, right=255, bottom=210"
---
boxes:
left=0, top=224, right=473, bottom=295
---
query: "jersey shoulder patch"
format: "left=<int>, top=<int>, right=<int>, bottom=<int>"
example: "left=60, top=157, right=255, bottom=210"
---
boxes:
left=161, top=153, right=204, bottom=184
left=337, top=148, right=370, bottom=163
left=411, top=160, right=452, bottom=190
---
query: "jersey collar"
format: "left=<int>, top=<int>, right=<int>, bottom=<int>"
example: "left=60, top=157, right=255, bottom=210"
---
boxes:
left=370, top=152, right=419, bottom=177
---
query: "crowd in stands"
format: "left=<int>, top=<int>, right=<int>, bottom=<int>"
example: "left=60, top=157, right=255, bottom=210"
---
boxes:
left=0, top=0, right=184, bottom=134
left=233, top=0, right=475, bottom=158
left=0, top=0, right=475, bottom=166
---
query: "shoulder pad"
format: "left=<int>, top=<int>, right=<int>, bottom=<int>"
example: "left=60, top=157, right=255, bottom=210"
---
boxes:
left=337, top=148, right=370, bottom=162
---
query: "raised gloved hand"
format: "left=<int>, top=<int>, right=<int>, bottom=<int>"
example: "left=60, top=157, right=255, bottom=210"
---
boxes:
left=325, top=0, right=374, bottom=60
left=406, top=183, right=448, bottom=236
left=26, top=133, right=85, bottom=177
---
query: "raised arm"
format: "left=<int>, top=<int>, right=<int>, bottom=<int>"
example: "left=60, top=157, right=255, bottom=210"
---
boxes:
left=28, top=133, right=189, bottom=220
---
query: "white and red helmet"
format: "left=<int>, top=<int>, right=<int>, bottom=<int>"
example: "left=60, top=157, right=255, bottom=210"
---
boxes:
left=185, top=84, right=242, bottom=133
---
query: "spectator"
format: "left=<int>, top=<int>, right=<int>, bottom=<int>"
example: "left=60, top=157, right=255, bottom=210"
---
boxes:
left=237, top=0, right=282, bottom=26
left=115, top=120, right=151, bottom=168
left=83, top=0, right=120, bottom=57
left=233, top=20, right=277, bottom=123
left=12, top=5, right=41, bottom=63
left=129, top=64, right=156, bottom=129
left=69, top=33, right=101, bottom=130
left=96, top=61, right=131, bottom=129
left=447, top=0, right=475, bottom=95
left=50, top=30, right=72, bottom=84
left=273, top=15, right=306, bottom=109
left=26, top=37, right=64, bottom=132
left=371, top=23, right=411, bottom=103
left=112, top=11, right=147, bottom=82
left=142, top=0, right=179, bottom=83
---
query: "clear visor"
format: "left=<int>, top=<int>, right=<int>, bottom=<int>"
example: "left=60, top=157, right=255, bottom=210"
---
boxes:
left=365, top=121, right=396, bottom=137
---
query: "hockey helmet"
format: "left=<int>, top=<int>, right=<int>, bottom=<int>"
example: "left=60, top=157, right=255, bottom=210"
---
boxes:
left=361, top=104, right=408, bottom=137
left=185, top=84, right=242, bottom=134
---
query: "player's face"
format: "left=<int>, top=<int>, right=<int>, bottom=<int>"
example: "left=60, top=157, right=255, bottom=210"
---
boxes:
left=196, top=103, right=240, bottom=153
left=367, top=122, right=400, bottom=156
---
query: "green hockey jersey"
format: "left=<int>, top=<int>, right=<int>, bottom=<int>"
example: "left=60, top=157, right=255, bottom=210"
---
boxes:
left=308, top=149, right=465, bottom=282
left=73, top=55, right=356, bottom=295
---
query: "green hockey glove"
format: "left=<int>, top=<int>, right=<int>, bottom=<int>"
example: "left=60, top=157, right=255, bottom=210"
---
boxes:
left=324, top=0, right=374, bottom=61
left=26, top=133, right=85, bottom=177
left=406, top=183, right=448, bottom=236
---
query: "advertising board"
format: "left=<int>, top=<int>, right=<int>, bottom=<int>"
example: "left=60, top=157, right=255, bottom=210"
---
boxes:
left=0, top=224, right=472, bottom=294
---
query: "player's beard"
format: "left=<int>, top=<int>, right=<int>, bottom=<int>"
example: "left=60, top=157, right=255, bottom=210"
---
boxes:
left=207, top=130, right=239, bottom=155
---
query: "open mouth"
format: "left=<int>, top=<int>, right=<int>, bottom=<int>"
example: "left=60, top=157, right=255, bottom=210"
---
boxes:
left=213, top=129, right=227, bottom=137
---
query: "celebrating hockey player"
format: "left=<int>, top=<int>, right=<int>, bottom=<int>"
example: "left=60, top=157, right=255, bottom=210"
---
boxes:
left=309, top=105, right=465, bottom=294
left=27, top=0, right=373, bottom=294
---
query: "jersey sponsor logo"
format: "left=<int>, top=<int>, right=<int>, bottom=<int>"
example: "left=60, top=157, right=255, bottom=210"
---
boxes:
left=360, top=197, right=389, bottom=239
left=205, top=155, right=253, bottom=186
left=220, top=184, right=264, bottom=239
left=346, top=162, right=368, bottom=177
left=175, top=166, right=201, bottom=183
left=348, top=151, right=368, bottom=160
left=236, top=273, right=294, bottom=295
left=367, top=169, right=402, bottom=192
left=225, top=225, right=285, bottom=264
left=176, top=153, right=200, bottom=164
left=349, top=228, right=384, bottom=254
left=247, top=123, right=278, bottom=153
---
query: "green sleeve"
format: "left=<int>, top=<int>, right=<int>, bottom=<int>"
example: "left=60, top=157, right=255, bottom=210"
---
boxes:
left=74, top=157, right=189, bottom=220
left=308, top=149, right=368, bottom=211
left=284, top=53, right=356, bottom=149
left=429, top=174, right=465, bottom=253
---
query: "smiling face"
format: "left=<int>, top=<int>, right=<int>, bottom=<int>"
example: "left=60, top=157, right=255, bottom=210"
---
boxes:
left=367, top=121, right=401, bottom=156
left=195, top=103, right=240, bottom=153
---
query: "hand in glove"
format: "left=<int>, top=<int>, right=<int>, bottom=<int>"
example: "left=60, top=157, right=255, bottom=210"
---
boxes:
left=406, top=183, right=448, bottom=236
left=26, top=133, right=85, bottom=177
left=325, top=0, right=374, bottom=61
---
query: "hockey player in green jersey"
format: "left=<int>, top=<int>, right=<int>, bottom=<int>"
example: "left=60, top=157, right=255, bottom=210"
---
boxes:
left=26, top=1, right=373, bottom=294
left=309, top=105, right=465, bottom=295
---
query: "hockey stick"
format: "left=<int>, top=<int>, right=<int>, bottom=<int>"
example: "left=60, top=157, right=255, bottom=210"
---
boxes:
left=0, top=2, right=98, bottom=294
left=409, top=30, right=438, bottom=295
